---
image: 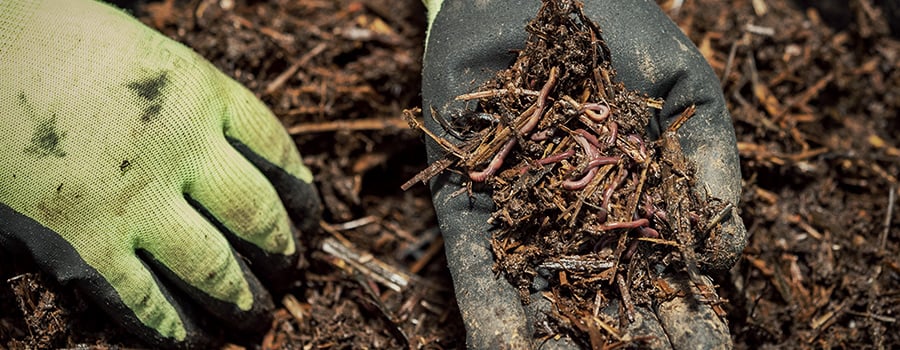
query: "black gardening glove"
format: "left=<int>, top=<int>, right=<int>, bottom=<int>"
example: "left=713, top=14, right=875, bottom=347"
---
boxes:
left=421, top=0, right=746, bottom=349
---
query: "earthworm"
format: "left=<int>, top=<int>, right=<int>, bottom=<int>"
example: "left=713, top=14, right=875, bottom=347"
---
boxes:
left=638, top=226, right=660, bottom=239
left=689, top=212, right=701, bottom=225
left=562, top=130, right=602, bottom=190
left=577, top=128, right=602, bottom=150
left=531, top=128, right=556, bottom=141
left=563, top=155, right=618, bottom=191
left=600, top=168, right=629, bottom=209
left=582, top=101, right=610, bottom=122
left=469, top=68, right=558, bottom=181
left=600, top=218, right=649, bottom=231
left=518, top=149, right=576, bottom=174
left=520, top=67, right=559, bottom=136
left=562, top=167, right=599, bottom=191
left=606, top=121, right=618, bottom=147
left=595, top=207, right=608, bottom=224
left=642, top=197, right=668, bottom=222
left=469, top=138, right=516, bottom=182
left=538, top=149, right=576, bottom=165
left=585, top=156, right=619, bottom=169
left=624, top=226, right=660, bottom=259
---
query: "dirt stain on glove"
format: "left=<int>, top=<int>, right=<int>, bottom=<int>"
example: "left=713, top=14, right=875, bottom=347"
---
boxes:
left=126, top=71, right=169, bottom=123
left=19, top=92, right=67, bottom=158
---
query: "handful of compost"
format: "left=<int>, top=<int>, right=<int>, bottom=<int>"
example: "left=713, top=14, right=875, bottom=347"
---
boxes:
left=406, top=0, right=734, bottom=345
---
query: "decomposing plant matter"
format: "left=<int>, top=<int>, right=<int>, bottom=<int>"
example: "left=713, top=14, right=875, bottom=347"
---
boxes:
left=406, top=0, right=730, bottom=345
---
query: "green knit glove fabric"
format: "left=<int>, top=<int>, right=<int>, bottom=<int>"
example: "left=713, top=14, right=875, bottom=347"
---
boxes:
left=0, top=0, right=320, bottom=347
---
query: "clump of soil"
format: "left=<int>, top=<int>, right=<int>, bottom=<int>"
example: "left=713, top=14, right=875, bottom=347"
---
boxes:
left=412, top=0, right=729, bottom=345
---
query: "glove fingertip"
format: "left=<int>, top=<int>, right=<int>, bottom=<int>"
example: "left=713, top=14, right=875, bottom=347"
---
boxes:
left=702, top=213, right=747, bottom=271
left=227, top=137, right=322, bottom=236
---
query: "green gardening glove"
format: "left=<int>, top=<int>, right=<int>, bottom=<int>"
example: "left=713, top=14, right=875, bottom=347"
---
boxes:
left=0, top=0, right=321, bottom=347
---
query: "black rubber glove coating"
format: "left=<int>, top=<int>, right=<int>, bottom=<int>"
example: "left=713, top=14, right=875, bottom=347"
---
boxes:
left=0, top=202, right=213, bottom=348
left=423, top=0, right=745, bottom=349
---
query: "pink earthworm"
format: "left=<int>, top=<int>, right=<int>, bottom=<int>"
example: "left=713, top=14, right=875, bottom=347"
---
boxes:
left=469, top=138, right=516, bottom=182
left=518, top=149, right=576, bottom=174
left=538, top=149, right=576, bottom=165
left=562, top=130, right=602, bottom=190
left=562, top=167, right=599, bottom=191
left=582, top=102, right=610, bottom=122
left=595, top=207, right=608, bottom=224
left=530, top=128, right=556, bottom=141
left=585, top=156, right=619, bottom=169
left=469, top=69, right=559, bottom=181
left=638, top=226, right=659, bottom=238
left=624, top=226, right=660, bottom=259
left=520, top=67, right=558, bottom=135
left=642, top=197, right=669, bottom=222
left=600, top=168, right=629, bottom=209
left=600, top=218, right=649, bottom=231
left=689, top=212, right=702, bottom=225
left=606, top=121, right=618, bottom=147
left=561, top=130, right=620, bottom=191
left=577, top=128, right=602, bottom=150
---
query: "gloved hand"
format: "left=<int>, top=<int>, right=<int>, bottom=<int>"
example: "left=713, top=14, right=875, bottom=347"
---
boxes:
left=0, top=0, right=320, bottom=348
left=422, top=0, right=746, bottom=349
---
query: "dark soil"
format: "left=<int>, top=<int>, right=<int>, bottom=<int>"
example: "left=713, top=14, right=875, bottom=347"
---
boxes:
left=1, top=0, right=897, bottom=349
left=662, top=0, right=900, bottom=348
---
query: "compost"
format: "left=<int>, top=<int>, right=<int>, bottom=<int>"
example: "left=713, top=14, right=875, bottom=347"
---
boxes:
left=1, top=0, right=897, bottom=349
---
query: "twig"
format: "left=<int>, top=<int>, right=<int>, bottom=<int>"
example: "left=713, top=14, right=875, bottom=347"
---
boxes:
left=455, top=88, right=539, bottom=101
left=265, top=42, right=327, bottom=94
left=538, top=256, right=615, bottom=273
left=403, top=108, right=467, bottom=158
left=401, top=157, right=453, bottom=191
left=466, top=104, right=536, bottom=167
left=287, top=117, right=408, bottom=134
left=616, top=274, right=635, bottom=323
left=744, top=23, right=775, bottom=36
left=469, top=138, right=516, bottom=182
left=332, top=216, right=379, bottom=231
left=701, top=202, right=735, bottom=240
left=282, top=294, right=308, bottom=325
left=846, top=310, right=897, bottom=323
left=320, top=235, right=410, bottom=292
left=429, top=106, right=463, bottom=140
left=721, top=40, right=739, bottom=85
left=880, top=185, right=896, bottom=254
left=626, top=161, right=650, bottom=221
left=468, top=67, right=559, bottom=181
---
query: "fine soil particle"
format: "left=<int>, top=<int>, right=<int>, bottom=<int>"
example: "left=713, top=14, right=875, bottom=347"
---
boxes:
left=1, top=0, right=897, bottom=349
